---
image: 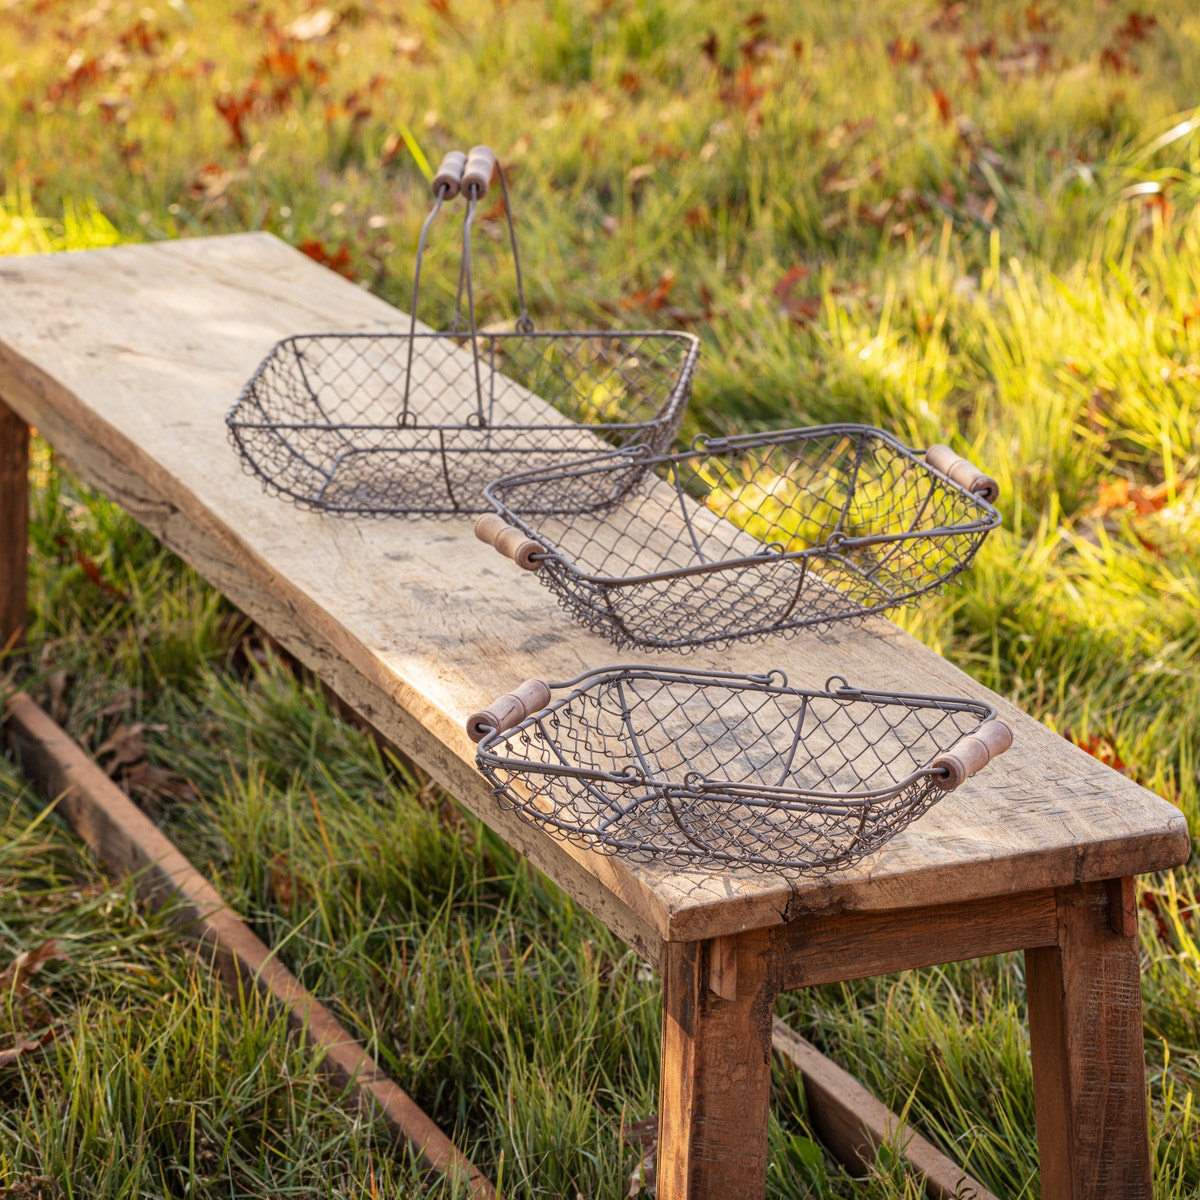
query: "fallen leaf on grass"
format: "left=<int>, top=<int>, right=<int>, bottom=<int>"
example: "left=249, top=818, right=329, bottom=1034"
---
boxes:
left=621, top=269, right=676, bottom=312
left=0, top=940, right=70, bottom=995
left=121, top=761, right=198, bottom=806
left=46, top=668, right=71, bottom=724
left=623, top=1114, right=657, bottom=1197
left=299, top=239, right=356, bottom=279
left=1068, top=732, right=1128, bottom=774
left=215, top=85, right=259, bottom=148
left=95, top=723, right=151, bottom=773
left=773, top=266, right=822, bottom=325
left=268, top=852, right=313, bottom=910
left=99, top=687, right=145, bottom=718
left=0, top=1026, right=60, bottom=1068
left=1090, top=477, right=1171, bottom=518
left=886, top=36, right=921, bottom=65
left=55, top=537, right=130, bottom=602
left=285, top=8, right=338, bottom=41
left=0, top=1170, right=58, bottom=1198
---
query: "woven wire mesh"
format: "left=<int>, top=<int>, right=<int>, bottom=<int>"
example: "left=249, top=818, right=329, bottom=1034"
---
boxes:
left=227, top=329, right=698, bottom=516
left=474, top=668, right=996, bottom=873
left=226, top=153, right=699, bottom=517
left=485, top=424, right=1000, bottom=650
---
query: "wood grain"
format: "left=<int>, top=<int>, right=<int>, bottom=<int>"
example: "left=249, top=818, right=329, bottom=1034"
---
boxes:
left=1026, top=882, right=1151, bottom=1199
left=770, top=889, right=1059, bottom=991
left=658, top=933, right=775, bottom=1200
left=771, top=1019, right=1000, bottom=1200
left=0, top=397, right=28, bottom=649
left=2, top=691, right=495, bottom=1200
left=0, top=233, right=1188, bottom=945
left=1107, top=875, right=1138, bottom=938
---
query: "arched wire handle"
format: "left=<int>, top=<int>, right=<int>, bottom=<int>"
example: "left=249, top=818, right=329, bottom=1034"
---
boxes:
left=494, top=155, right=534, bottom=332
left=404, top=143, right=535, bottom=428
left=460, top=191, right=487, bottom=425
left=400, top=150, right=469, bottom=426
left=451, top=150, right=532, bottom=340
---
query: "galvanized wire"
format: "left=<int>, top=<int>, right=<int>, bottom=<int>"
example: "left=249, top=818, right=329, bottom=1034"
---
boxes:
left=227, top=160, right=699, bottom=517
left=483, top=425, right=1001, bottom=649
left=474, top=666, right=998, bottom=874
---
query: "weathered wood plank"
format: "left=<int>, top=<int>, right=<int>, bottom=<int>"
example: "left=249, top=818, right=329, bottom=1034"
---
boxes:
left=0, top=234, right=1188, bottom=945
left=658, top=932, right=775, bottom=1199
left=2, top=691, right=495, bottom=1200
left=771, top=1019, right=1000, bottom=1200
left=1026, top=881, right=1152, bottom=1200
left=0, top=397, right=28, bottom=650
left=770, top=889, right=1059, bottom=991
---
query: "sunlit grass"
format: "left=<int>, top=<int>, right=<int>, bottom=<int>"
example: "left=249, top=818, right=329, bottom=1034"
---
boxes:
left=2, top=0, right=1199, bottom=1196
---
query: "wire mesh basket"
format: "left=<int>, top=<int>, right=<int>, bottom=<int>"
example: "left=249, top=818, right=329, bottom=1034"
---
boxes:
left=227, top=146, right=700, bottom=516
left=466, top=667, right=1012, bottom=874
left=475, top=425, right=1001, bottom=650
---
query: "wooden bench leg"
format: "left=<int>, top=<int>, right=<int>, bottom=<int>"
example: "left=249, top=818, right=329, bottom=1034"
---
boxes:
left=657, top=933, right=775, bottom=1200
left=1026, top=879, right=1151, bottom=1200
left=1, top=398, right=30, bottom=651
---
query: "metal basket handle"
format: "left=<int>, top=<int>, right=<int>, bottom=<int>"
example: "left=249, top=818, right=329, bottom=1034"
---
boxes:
left=466, top=679, right=551, bottom=743
left=475, top=513, right=544, bottom=571
left=930, top=719, right=1013, bottom=789
left=925, top=444, right=1000, bottom=505
left=400, top=149, right=470, bottom=426
left=453, top=145, right=534, bottom=427
left=402, top=143, right=534, bottom=429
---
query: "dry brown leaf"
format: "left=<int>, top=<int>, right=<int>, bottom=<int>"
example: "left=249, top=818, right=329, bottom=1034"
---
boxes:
left=46, top=668, right=71, bottom=724
left=0, top=1169, right=59, bottom=1199
left=94, top=722, right=152, bottom=773
left=0, top=1026, right=60, bottom=1068
left=121, top=761, right=198, bottom=805
left=99, top=687, right=144, bottom=718
left=0, top=940, right=70, bottom=995
left=623, top=1115, right=658, bottom=1197
left=286, top=8, right=338, bottom=41
left=268, top=852, right=313, bottom=910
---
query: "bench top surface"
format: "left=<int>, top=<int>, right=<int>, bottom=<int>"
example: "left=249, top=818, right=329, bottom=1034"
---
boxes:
left=0, top=233, right=1188, bottom=947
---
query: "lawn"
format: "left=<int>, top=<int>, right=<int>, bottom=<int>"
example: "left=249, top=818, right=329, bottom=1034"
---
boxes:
left=1, top=0, right=1199, bottom=1196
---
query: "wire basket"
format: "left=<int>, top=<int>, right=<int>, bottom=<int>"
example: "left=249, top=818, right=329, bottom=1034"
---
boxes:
left=475, top=425, right=1001, bottom=650
left=466, top=667, right=1012, bottom=874
left=227, top=146, right=700, bottom=516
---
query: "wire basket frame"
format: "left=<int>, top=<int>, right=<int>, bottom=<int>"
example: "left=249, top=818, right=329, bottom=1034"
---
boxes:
left=476, top=425, right=1001, bottom=650
left=227, top=146, right=700, bottom=516
left=467, top=667, right=1012, bottom=874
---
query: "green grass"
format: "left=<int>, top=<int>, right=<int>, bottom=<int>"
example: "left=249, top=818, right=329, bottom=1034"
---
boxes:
left=2, top=0, right=1200, bottom=1196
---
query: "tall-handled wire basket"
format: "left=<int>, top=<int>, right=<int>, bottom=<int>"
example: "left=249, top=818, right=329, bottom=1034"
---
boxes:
left=475, top=425, right=1001, bottom=650
left=227, top=146, right=700, bottom=516
left=466, top=667, right=1013, bottom=874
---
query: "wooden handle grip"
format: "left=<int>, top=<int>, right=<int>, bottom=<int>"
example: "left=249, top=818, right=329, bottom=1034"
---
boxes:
left=926, top=444, right=1000, bottom=504
left=474, top=513, right=543, bottom=571
left=931, top=719, right=1013, bottom=790
left=432, top=150, right=467, bottom=199
left=462, top=145, right=497, bottom=199
left=466, top=678, right=551, bottom=743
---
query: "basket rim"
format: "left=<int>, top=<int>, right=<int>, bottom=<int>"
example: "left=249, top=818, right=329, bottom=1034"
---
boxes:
left=474, top=665, right=998, bottom=804
left=225, top=327, right=702, bottom=431
left=483, top=423, right=1002, bottom=587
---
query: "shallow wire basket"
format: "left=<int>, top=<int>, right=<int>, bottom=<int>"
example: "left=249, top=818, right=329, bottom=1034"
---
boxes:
left=227, top=146, right=700, bottom=516
left=475, top=425, right=1001, bottom=650
left=466, top=667, right=1012, bottom=874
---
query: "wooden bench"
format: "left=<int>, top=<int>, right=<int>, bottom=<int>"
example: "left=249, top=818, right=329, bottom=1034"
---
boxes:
left=0, top=233, right=1189, bottom=1199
